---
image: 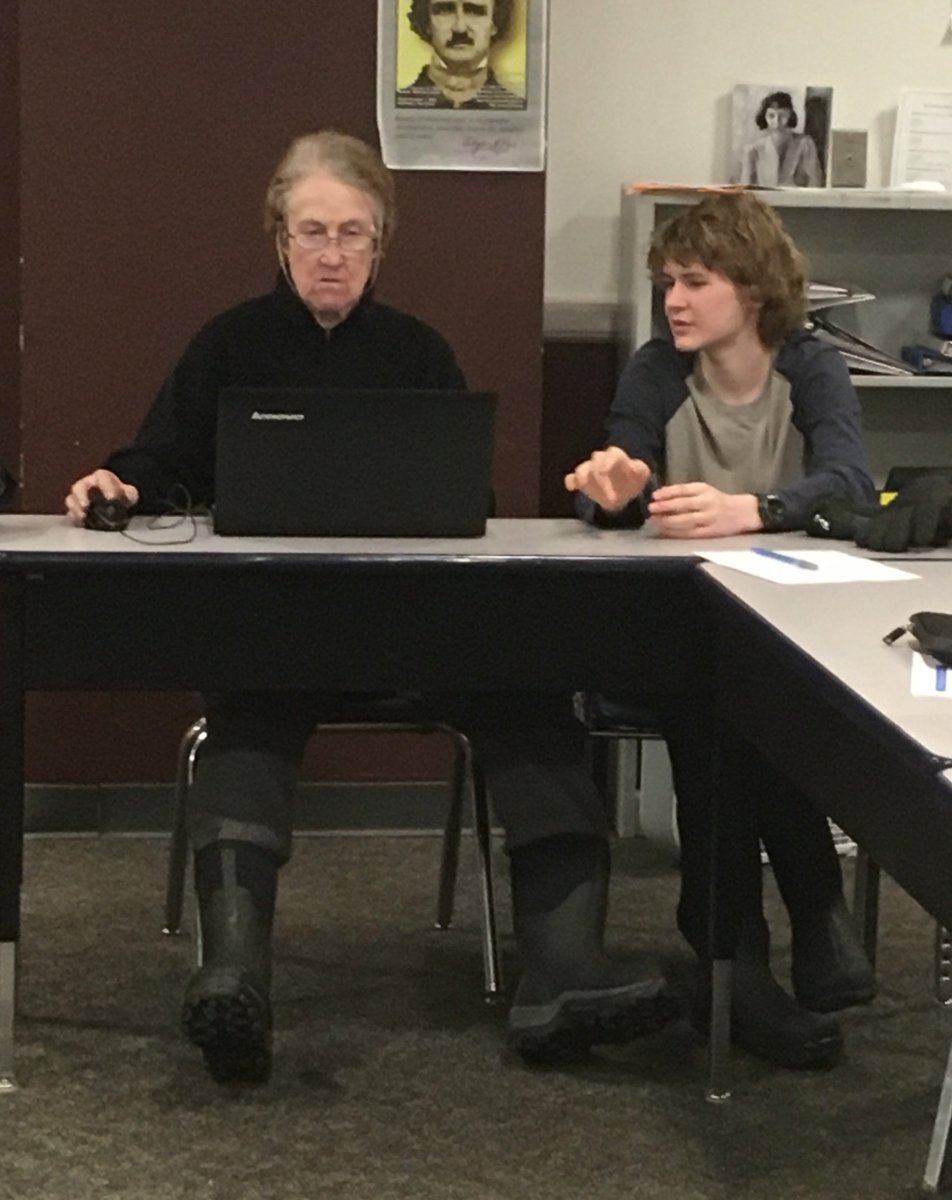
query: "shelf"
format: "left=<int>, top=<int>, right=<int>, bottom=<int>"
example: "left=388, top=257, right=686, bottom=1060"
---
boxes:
left=622, top=186, right=952, bottom=213
left=852, top=375, right=952, bottom=389
left=619, top=188, right=952, bottom=482
left=621, top=191, right=950, bottom=359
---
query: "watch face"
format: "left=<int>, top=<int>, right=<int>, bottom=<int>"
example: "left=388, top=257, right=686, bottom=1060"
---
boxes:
left=759, top=494, right=786, bottom=530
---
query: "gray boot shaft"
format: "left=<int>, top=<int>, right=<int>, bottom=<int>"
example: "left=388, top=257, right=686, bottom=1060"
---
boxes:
left=199, top=885, right=273, bottom=991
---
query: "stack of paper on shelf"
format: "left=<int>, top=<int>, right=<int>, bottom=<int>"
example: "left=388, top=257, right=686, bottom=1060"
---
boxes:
left=806, top=281, right=875, bottom=312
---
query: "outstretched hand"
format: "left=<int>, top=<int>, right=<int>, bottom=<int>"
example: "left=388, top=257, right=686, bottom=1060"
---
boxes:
left=564, top=447, right=651, bottom=512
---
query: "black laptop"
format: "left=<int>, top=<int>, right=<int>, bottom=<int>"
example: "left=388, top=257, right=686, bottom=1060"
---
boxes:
left=213, top=387, right=496, bottom=537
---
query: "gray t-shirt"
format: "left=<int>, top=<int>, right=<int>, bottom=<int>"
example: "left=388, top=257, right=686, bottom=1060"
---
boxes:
left=579, top=332, right=875, bottom=531
left=664, top=363, right=805, bottom=495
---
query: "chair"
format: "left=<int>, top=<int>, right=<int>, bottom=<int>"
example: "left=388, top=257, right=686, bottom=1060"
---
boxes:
left=578, top=692, right=860, bottom=866
left=852, top=847, right=952, bottom=1008
left=161, top=708, right=504, bottom=1000
left=574, top=692, right=679, bottom=856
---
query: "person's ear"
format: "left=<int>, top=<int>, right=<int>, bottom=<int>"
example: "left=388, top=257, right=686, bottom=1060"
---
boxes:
left=744, top=284, right=763, bottom=313
left=275, top=229, right=289, bottom=269
left=367, top=246, right=385, bottom=290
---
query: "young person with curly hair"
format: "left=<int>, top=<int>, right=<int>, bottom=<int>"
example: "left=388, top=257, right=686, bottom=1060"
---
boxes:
left=567, top=191, right=877, bottom=1070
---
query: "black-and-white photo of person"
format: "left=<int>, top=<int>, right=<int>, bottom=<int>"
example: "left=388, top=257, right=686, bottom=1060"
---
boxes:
left=730, top=85, right=832, bottom=188
left=396, top=0, right=527, bottom=111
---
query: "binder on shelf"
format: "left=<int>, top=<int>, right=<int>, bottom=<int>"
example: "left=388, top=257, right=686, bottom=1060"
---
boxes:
left=806, top=281, right=875, bottom=312
left=807, top=313, right=916, bottom=376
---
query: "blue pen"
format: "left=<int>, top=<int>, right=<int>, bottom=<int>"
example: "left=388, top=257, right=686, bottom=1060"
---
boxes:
left=752, top=546, right=820, bottom=571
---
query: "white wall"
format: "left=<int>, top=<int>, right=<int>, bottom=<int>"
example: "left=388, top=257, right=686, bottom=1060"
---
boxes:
left=545, top=0, right=952, bottom=322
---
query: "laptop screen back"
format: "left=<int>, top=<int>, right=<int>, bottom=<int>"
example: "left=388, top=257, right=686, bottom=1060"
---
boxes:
left=214, top=387, right=496, bottom=538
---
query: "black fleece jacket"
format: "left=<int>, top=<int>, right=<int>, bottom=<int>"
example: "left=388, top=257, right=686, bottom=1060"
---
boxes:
left=105, top=274, right=465, bottom=511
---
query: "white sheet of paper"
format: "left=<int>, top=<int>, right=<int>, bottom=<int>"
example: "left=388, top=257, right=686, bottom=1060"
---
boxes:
left=889, top=88, right=952, bottom=190
left=911, top=650, right=952, bottom=697
left=699, top=549, right=919, bottom=585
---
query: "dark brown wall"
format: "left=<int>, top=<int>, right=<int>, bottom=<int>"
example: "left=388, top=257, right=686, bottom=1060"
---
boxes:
left=540, top=338, right=619, bottom=517
left=0, top=0, right=20, bottom=493
left=15, top=1, right=545, bottom=784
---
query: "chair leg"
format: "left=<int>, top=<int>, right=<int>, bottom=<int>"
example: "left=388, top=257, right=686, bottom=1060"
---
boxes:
left=606, top=738, right=641, bottom=838
left=923, top=1037, right=952, bottom=1191
left=470, top=761, right=504, bottom=1001
left=162, top=717, right=207, bottom=936
left=852, top=847, right=880, bottom=969
left=636, top=737, right=679, bottom=860
left=434, top=732, right=468, bottom=930
left=935, top=923, right=952, bottom=1006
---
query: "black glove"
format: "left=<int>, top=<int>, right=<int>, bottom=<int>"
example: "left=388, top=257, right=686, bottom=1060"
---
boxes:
left=805, top=494, right=880, bottom=541
left=856, top=475, right=952, bottom=553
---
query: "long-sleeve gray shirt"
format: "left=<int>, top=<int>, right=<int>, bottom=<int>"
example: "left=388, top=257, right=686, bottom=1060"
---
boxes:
left=579, top=330, right=875, bottom=530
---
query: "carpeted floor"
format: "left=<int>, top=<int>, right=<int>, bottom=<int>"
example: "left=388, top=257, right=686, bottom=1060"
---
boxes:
left=2, top=833, right=949, bottom=1200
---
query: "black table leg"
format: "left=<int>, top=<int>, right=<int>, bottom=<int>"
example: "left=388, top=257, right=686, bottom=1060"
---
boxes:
left=708, top=706, right=736, bottom=1103
left=0, top=576, right=25, bottom=1093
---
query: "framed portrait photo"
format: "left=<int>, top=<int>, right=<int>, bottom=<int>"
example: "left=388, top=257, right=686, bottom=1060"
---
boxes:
left=729, top=84, right=833, bottom=188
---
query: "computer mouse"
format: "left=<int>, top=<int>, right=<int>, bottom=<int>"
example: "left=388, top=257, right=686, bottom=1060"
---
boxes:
left=84, top=486, right=131, bottom=532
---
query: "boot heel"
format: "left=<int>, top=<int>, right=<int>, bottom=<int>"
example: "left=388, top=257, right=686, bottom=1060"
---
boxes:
left=182, top=966, right=272, bottom=1083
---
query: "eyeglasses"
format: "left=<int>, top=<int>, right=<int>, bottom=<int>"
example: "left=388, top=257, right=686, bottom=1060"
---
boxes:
left=286, top=226, right=377, bottom=254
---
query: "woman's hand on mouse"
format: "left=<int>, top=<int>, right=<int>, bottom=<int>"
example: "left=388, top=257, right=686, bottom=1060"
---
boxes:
left=65, top=470, right=139, bottom=525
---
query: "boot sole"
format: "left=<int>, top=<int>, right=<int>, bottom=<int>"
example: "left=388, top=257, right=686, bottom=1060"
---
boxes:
left=691, top=1009, right=844, bottom=1071
left=181, top=969, right=273, bottom=1084
left=795, top=985, right=876, bottom=1014
left=730, top=1023, right=843, bottom=1070
left=508, top=980, right=681, bottom=1066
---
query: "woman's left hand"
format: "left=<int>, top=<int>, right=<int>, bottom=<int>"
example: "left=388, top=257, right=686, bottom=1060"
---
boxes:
left=648, top=482, right=759, bottom=539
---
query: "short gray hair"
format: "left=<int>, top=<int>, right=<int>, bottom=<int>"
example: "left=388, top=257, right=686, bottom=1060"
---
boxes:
left=263, top=131, right=396, bottom=251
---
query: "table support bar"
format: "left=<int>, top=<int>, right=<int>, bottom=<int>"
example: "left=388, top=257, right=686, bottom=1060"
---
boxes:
left=706, top=958, right=732, bottom=1103
left=923, top=1037, right=952, bottom=1192
left=0, top=941, right=17, bottom=1093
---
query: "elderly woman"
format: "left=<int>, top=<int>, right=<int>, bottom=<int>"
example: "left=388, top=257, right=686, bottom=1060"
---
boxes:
left=64, top=131, right=678, bottom=1083
left=739, top=91, right=823, bottom=188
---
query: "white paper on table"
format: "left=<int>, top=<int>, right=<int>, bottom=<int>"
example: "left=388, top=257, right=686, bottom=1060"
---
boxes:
left=698, top=549, right=920, bottom=584
left=911, top=650, right=952, bottom=697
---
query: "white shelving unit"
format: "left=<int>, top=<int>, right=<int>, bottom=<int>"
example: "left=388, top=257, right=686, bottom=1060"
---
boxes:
left=618, top=187, right=952, bottom=485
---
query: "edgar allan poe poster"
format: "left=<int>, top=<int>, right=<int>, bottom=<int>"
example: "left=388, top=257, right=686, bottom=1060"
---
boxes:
left=377, top=0, right=547, bottom=172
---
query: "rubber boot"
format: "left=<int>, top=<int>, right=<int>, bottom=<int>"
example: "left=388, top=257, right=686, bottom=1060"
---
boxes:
left=693, top=912, right=843, bottom=1069
left=506, top=834, right=679, bottom=1065
left=789, top=893, right=876, bottom=1012
left=758, top=794, right=875, bottom=1012
left=181, top=842, right=276, bottom=1083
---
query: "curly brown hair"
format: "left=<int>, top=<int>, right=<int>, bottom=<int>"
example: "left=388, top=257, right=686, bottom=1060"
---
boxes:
left=646, top=191, right=807, bottom=347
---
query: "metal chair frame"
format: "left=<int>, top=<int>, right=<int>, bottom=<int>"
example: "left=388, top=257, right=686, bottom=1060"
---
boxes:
left=162, top=715, right=504, bottom=1000
left=587, top=724, right=679, bottom=852
left=853, top=849, right=952, bottom=1009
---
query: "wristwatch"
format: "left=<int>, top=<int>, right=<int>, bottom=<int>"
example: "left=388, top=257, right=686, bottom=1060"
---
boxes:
left=756, top=492, right=787, bottom=533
